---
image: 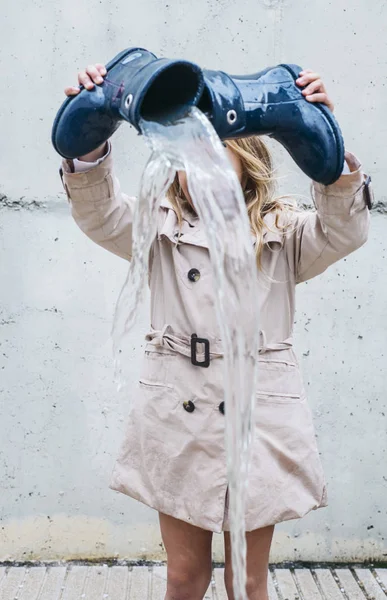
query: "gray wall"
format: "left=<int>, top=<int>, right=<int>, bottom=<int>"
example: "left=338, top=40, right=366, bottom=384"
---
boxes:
left=1, top=0, right=386, bottom=562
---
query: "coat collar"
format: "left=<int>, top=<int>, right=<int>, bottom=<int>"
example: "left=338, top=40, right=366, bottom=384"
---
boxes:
left=159, top=197, right=198, bottom=226
left=159, top=197, right=284, bottom=247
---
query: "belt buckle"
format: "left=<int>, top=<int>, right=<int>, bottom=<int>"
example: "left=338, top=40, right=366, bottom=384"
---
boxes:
left=364, top=175, right=373, bottom=210
left=191, top=334, right=210, bottom=368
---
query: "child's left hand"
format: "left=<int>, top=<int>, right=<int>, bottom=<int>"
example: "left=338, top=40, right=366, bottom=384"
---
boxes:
left=296, top=70, right=335, bottom=113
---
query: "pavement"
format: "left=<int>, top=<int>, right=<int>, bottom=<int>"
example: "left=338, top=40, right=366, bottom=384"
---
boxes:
left=0, top=564, right=386, bottom=599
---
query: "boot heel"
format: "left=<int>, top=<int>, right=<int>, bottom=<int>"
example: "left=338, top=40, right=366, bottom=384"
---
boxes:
left=278, top=63, right=345, bottom=183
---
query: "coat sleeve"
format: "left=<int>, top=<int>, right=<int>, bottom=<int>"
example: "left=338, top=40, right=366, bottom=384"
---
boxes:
left=285, top=150, right=372, bottom=284
left=60, top=147, right=135, bottom=261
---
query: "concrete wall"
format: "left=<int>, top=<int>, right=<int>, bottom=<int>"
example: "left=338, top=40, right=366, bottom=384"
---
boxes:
left=1, top=0, right=386, bottom=562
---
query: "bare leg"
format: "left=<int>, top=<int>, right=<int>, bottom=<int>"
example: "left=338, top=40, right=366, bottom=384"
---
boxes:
left=159, top=512, right=213, bottom=600
left=224, top=525, right=274, bottom=600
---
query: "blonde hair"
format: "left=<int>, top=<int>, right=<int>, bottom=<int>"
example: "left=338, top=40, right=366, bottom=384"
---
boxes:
left=166, top=135, right=297, bottom=268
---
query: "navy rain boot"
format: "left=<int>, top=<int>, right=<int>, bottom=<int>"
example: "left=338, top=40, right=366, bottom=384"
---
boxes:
left=198, top=65, right=345, bottom=185
left=52, top=47, right=204, bottom=159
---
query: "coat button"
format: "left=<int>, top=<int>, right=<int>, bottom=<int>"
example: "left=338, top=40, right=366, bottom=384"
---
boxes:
left=188, top=268, right=201, bottom=282
left=219, top=401, right=225, bottom=415
left=183, top=400, right=195, bottom=413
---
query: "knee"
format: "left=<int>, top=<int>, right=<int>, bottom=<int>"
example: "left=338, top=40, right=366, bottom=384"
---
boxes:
left=167, top=566, right=212, bottom=599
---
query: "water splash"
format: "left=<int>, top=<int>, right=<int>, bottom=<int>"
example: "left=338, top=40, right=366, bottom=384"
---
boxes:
left=112, top=107, right=260, bottom=599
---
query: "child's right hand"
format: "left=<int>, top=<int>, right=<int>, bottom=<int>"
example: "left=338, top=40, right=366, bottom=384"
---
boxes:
left=64, top=63, right=107, bottom=96
left=64, top=63, right=109, bottom=162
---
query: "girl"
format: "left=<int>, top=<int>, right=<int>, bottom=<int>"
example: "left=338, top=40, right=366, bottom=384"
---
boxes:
left=61, top=64, right=372, bottom=600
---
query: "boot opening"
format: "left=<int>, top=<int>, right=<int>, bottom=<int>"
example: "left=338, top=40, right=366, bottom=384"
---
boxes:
left=197, top=84, right=213, bottom=115
left=140, top=63, right=202, bottom=122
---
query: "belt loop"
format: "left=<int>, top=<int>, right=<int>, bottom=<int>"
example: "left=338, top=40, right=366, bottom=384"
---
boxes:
left=160, top=324, right=169, bottom=338
left=59, top=167, right=72, bottom=202
left=363, top=175, right=373, bottom=210
left=259, top=329, right=267, bottom=354
left=156, top=324, right=170, bottom=347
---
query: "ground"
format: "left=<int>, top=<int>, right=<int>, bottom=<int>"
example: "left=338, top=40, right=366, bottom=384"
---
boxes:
left=0, top=564, right=386, bottom=599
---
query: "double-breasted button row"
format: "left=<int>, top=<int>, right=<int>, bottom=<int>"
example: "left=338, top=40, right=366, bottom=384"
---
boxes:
left=182, top=401, right=225, bottom=414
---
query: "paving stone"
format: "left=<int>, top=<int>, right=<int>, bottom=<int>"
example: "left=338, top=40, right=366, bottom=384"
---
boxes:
left=0, top=565, right=384, bottom=599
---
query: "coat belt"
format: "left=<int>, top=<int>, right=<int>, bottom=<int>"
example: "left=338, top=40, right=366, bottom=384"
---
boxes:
left=145, top=325, right=293, bottom=361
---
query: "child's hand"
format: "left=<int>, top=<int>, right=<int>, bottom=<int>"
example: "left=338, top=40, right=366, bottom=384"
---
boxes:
left=64, top=63, right=107, bottom=97
left=63, top=63, right=109, bottom=161
left=296, top=69, right=335, bottom=113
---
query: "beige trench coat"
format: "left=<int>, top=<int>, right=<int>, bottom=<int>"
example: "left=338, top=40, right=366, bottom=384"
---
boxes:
left=61, top=147, right=372, bottom=532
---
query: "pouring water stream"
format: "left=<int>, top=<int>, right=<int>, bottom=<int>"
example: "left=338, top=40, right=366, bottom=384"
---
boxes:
left=112, top=107, right=260, bottom=599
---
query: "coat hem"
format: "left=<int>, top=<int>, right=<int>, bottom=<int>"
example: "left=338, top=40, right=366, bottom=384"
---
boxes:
left=109, top=478, right=224, bottom=533
left=109, top=477, right=328, bottom=534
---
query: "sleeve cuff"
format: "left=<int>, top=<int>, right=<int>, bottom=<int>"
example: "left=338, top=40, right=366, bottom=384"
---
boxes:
left=61, top=141, right=111, bottom=174
left=310, top=150, right=374, bottom=215
left=341, top=158, right=351, bottom=174
left=59, top=143, right=115, bottom=202
left=312, top=150, right=363, bottom=197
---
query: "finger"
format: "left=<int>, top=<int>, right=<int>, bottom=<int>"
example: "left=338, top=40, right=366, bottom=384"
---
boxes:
left=95, top=63, right=107, bottom=76
left=297, top=72, right=321, bottom=86
left=64, top=86, right=81, bottom=96
left=86, top=64, right=104, bottom=84
left=305, top=92, right=334, bottom=111
left=302, top=79, right=324, bottom=96
left=298, top=68, right=314, bottom=78
left=78, top=70, right=94, bottom=90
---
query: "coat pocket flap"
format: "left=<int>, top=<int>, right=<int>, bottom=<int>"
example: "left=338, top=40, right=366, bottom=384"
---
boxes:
left=256, top=359, right=304, bottom=400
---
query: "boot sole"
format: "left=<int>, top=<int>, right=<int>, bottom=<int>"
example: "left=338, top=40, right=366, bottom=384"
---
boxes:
left=279, top=64, right=345, bottom=185
left=51, top=47, right=145, bottom=156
